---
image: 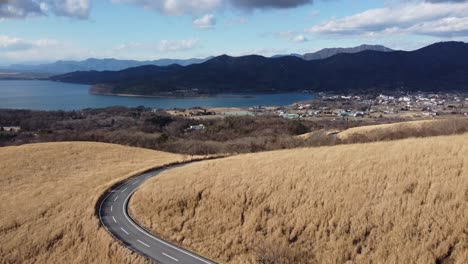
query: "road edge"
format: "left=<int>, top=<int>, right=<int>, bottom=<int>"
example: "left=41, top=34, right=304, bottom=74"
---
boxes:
left=95, top=157, right=224, bottom=263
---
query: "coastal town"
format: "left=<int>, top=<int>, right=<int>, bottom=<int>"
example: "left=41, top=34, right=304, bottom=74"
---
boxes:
left=162, top=92, right=468, bottom=124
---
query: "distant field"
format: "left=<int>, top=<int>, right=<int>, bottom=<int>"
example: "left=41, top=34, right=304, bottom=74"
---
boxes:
left=337, top=117, right=468, bottom=142
left=131, top=134, right=468, bottom=263
left=0, top=142, right=188, bottom=263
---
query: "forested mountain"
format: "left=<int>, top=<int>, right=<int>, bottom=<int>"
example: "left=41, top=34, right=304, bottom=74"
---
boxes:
left=51, top=42, right=468, bottom=96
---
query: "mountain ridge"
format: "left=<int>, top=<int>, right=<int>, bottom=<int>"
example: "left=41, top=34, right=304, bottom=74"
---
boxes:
left=51, top=41, right=468, bottom=96
left=5, top=57, right=213, bottom=74
left=303, top=44, right=393, bottom=60
left=3, top=44, right=394, bottom=74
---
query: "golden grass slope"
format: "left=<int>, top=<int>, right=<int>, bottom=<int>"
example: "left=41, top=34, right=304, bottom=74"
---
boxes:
left=337, top=117, right=468, bottom=142
left=0, top=142, right=188, bottom=264
left=131, top=134, right=468, bottom=264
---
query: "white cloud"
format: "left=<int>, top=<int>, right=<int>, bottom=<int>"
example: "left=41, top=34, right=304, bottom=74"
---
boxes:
left=193, top=14, right=216, bottom=29
left=110, top=0, right=221, bottom=15
left=50, top=0, right=91, bottom=19
left=0, top=35, right=59, bottom=51
left=0, top=0, right=90, bottom=19
left=308, top=1, right=468, bottom=37
left=409, top=16, right=468, bottom=37
left=0, top=35, right=34, bottom=51
left=0, top=35, right=91, bottom=64
left=158, top=39, right=199, bottom=52
left=275, top=31, right=308, bottom=43
left=0, top=0, right=45, bottom=19
left=291, top=34, right=308, bottom=42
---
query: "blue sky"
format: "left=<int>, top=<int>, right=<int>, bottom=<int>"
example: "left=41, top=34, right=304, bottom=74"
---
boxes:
left=0, top=0, right=467, bottom=65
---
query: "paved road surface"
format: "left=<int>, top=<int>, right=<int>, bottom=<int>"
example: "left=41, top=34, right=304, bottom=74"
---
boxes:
left=99, top=165, right=217, bottom=264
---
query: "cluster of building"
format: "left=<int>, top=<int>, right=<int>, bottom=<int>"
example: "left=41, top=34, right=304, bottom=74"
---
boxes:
left=0, top=126, right=21, bottom=133
left=272, top=92, right=468, bottom=120
left=372, top=93, right=468, bottom=116
left=160, top=92, right=468, bottom=126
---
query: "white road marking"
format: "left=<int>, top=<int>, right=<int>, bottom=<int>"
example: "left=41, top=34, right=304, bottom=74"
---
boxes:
left=114, top=196, right=119, bottom=201
left=137, top=240, right=150, bottom=247
left=121, top=227, right=129, bottom=235
left=162, top=253, right=179, bottom=262
left=110, top=206, right=113, bottom=212
left=97, top=167, right=214, bottom=264
left=121, top=188, right=127, bottom=193
left=113, top=216, right=117, bottom=223
left=122, top=194, right=214, bottom=264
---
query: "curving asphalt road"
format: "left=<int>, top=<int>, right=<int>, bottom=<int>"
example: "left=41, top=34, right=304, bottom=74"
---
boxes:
left=98, top=165, right=217, bottom=264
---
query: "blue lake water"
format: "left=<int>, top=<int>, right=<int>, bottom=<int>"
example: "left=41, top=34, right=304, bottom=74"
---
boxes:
left=0, top=80, right=313, bottom=110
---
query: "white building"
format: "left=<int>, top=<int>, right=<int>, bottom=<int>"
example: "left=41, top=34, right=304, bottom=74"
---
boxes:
left=188, top=124, right=206, bottom=131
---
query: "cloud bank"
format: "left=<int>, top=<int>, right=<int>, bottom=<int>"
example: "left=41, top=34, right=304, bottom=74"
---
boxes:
left=109, top=0, right=313, bottom=15
left=0, top=35, right=58, bottom=51
left=1, top=0, right=312, bottom=20
left=0, top=35, right=87, bottom=64
left=308, top=1, right=468, bottom=37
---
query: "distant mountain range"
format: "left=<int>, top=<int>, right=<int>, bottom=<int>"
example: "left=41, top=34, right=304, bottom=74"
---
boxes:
left=4, top=57, right=213, bottom=74
left=3, top=44, right=393, bottom=74
left=273, top=44, right=393, bottom=60
left=303, top=44, right=393, bottom=60
left=51, top=42, right=468, bottom=96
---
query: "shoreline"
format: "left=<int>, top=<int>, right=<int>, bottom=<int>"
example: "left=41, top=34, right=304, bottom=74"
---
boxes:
left=89, top=91, right=313, bottom=100
left=88, top=83, right=312, bottom=100
left=90, top=91, right=256, bottom=99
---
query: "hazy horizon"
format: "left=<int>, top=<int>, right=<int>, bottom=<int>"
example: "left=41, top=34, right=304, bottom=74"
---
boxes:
left=1, top=41, right=461, bottom=67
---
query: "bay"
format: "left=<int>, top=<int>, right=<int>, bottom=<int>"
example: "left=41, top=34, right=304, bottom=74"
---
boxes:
left=0, top=80, right=313, bottom=110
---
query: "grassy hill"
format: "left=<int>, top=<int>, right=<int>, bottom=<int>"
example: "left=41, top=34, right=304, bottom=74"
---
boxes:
left=0, top=142, right=189, bottom=263
left=337, top=118, right=468, bottom=142
left=130, top=134, right=468, bottom=263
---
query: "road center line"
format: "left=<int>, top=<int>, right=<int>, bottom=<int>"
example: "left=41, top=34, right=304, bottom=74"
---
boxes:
left=112, top=216, right=117, bottom=223
left=110, top=205, right=113, bottom=212
left=162, top=253, right=179, bottom=262
left=132, top=181, right=139, bottom=185
left=120, top=227, right=129, bottom=235
left=122, top=193, right=214, bottom=264
left=114, top=196, right=118, bottom=201
left=121, top=188, right=127, bottom=193
left=137, top=240, right=150, bottom=247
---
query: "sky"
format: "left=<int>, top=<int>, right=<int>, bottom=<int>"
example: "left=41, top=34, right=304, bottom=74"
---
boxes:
left=1, top=0, right=468, bottom=65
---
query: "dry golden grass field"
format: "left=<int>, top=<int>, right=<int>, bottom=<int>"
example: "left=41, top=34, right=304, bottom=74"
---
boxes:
left=337, top=117, right=468, bottom=142
left=131, top=134, right=468, bottom=264
left=0, top=142, right=189, bottom=264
